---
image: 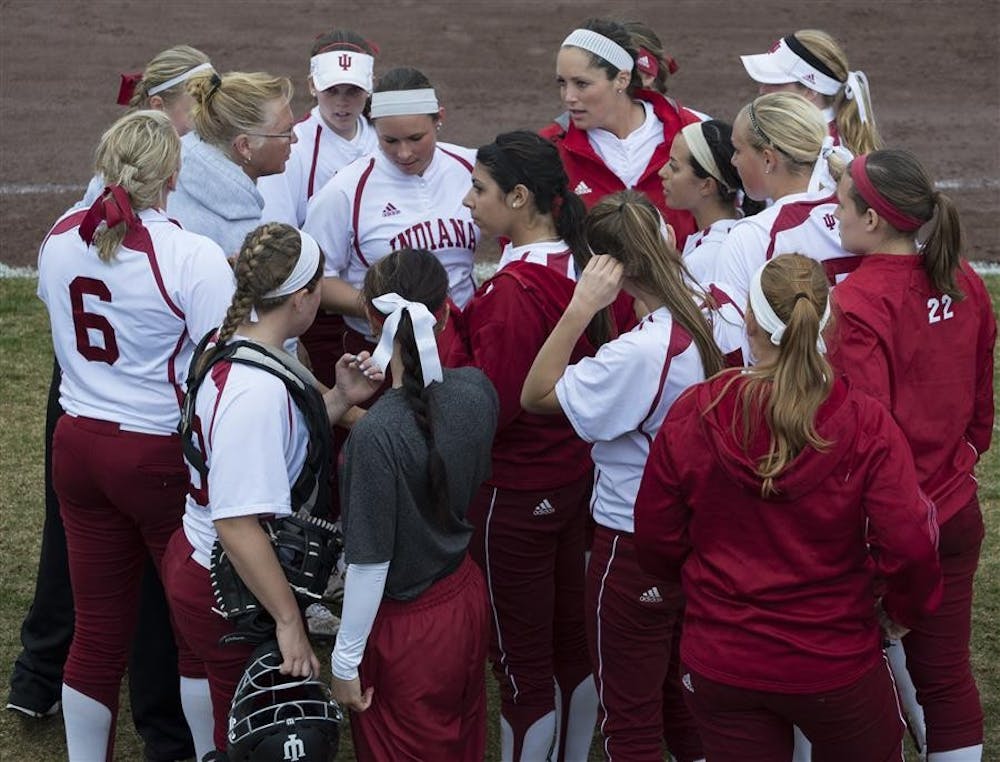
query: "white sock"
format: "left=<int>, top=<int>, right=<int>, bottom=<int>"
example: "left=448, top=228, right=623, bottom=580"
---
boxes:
left=62, top=684, right=112, bottom=762
left=555, top=675, right=598, bottom=761
left=886, top=638, right=926, bottom=753
left=500, top=712, right=556, bottom=762
left=792, top=725, right=812, bottom=761
left=927, top=746, right=983, bottom=761
left=180, top=676, right=215, bottom=762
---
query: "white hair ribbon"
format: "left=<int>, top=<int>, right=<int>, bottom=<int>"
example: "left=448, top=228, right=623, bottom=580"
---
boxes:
left=749, top=262, right=831, bottom=353
left=369, top=89, right=439, bottom=119
left=844, top=70, right=871, bottom=124
left=249, top=231, right=322, bottom=323
left=562, top=29, right=634, bottom=72
left=147, top=62, right=214, bottom=97
left=806, top=135, right=853, bottom=194
left=370, top=293, right=443, bottom=387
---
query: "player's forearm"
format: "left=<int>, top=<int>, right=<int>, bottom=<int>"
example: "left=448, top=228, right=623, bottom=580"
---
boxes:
left=521, top=301, right=591, bottom=413
left=320, top=276, right=366, bottom=317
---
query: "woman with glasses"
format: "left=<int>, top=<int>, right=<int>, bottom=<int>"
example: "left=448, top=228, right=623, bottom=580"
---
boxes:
left=167, top=70, right=296, bottom=257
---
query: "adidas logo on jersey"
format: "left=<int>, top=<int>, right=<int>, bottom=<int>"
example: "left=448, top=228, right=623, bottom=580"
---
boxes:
left=532, top=499, right=555, bottom=516
left=574, top=181, right=592, bottom=196
left=639, top=586, right=663, bottom=604
left=382, top=202, right=401, bottom=217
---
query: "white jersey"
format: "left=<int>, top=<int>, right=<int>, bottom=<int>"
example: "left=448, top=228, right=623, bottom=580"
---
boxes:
left=717, top=190, right=858, bottom=307
left=37, top=207, right=235, bottom=434
left=555, top=306, right=706, bottom=533
left=303, top=142, right=479, bottom=336
left=182, top=348, right=308, bottom=562
left=496, top=239, right=576, bottom=280
left=258, top=108, right=378, bottom=227
left=587, top=100, right=663, bottom=188
left=682, top=218, right=737, bottom=286
left=696, top=280, right=749, bottom=367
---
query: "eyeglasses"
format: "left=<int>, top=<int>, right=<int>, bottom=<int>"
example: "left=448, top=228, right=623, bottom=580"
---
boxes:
left=246, top=130, right=295, bottom=141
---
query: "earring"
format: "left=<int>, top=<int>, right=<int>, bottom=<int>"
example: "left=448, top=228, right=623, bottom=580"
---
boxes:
left=764, top=166, right=771, bottom=175
left=616, top=88, right=624, bottom=94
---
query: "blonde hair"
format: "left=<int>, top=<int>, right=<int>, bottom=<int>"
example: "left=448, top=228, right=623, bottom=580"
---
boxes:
left=188, top=71, right=293, bottom=148
left=128, top=45, right=211, bottom=110
left=584, top=190, right=724, bottom=378
left=715, top=254, right=833, bottom=496
left=90, top=110, right=180, bottom=262
left=794, top=29, right=882, bottom=155
left=740, top=92, right=839, bottom=178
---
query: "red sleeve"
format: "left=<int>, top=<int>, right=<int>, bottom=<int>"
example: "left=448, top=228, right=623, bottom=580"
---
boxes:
left=828, top=301, right=893, bottom=409
left=465, top=278, right=548, bottom=432
left=633, top=402, right=695, bottom=582
left=966, top=274, right=996, bottom=455
left=861, top=405, right=943, bottom=629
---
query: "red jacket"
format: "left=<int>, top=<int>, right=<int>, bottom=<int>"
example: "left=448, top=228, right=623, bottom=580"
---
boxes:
left=542, top=90, right=700, bottom=250
left=829, top=255, right=996, bottom=525
left=634, top=374, right=942, bottom=694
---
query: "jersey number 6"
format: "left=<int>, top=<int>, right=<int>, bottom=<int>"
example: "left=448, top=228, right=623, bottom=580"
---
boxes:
left=69, top=276, right=120, bottom=364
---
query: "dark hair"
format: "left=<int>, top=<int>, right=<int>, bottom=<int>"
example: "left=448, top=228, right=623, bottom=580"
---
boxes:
left=361, top=249, right=451, bottom=527
left=311, top=28, right=377, bottom=57
left=372, top=67, right=439, bottom=122
left=847, top=149, right=963, bottom=300
left=569, top=18, right=642, bottom=93
left=687, top=120, right=765, bottom=217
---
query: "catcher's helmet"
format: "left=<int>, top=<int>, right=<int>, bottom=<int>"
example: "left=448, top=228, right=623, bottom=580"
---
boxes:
left=227, top=641, right=342, bottom=762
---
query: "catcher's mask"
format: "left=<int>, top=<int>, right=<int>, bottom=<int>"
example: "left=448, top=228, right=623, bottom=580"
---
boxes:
left=227, top=640, right=342, bottom=762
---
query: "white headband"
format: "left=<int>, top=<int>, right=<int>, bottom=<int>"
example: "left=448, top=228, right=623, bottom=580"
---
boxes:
left=562, top=29, right=634, bottom=73
left=310, top=50, right=374, bottom=93
left=369, top=89, right=439, bottom=119
left=147, top=62, right=214, bottom=97
left=749, top=261, right=831, bottom=353
left=844, top=70, right=871, bottom=124
left=370, top=293, right=443, bottom=387
left=681, top=122, right=728, bottom=191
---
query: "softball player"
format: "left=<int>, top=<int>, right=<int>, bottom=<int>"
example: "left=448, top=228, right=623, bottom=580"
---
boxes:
left=167, top=69, right=295, bottom=258
left=658, top=119, right=762, bottom=285
left=633, top=253, right=943, bottom=760
left=829, top=150, right=996, bottom=762
left=717, top=92, right=856, bottom=309
left=740, top=29, right=881, bottom=156
left=331, top=248, right=498, bottom=761
left=161, top=223, right=380, bottom=760
left=521, top=191, right=729, bottom=761
left=258, top=29, right=379, bottom=228
left=36, top=110, right=235, bottom=762
left=461, top=130, right=615, bottom=762
left=545, top=18, right=701, bottom=249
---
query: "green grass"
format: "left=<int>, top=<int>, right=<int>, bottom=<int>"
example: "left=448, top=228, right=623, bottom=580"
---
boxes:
left=1, top=276, right=998, bottom=760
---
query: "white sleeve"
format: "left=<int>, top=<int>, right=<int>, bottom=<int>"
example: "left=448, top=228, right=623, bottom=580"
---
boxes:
left=716, top=221, right=767, bottom=309
left=258, top=171, right=300, bottom=228
left=179, top=238, right=236, bottom=345
left=303, top=179, right=354, bottom=278
left=330, top=561, right=390, bottom=680
left=555, top=329, right=663, bottom=443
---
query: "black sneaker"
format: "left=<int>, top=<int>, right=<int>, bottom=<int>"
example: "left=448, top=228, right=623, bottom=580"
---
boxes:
left=6, top=699, right=61, bottom=719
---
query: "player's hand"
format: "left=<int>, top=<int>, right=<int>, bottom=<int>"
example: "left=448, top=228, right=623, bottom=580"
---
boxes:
left=571, top=254, right=625, bottom=316
left=331, top=675, right=374, bottom=713
left=334, top=351, right=384, bottom=404
left=275, top=620, right=321, bottom=678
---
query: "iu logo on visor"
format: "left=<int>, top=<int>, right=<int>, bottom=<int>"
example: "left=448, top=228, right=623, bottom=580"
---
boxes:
left=338, top=53, right=352, bottom=71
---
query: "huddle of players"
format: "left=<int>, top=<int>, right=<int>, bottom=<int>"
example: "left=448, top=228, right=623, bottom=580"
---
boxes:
left=19, top=14, right=995, bottom=762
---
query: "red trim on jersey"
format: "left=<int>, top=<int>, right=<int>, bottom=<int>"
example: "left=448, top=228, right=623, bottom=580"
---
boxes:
left=207, top=360, right=233, bottom=448
left=351, top=158, right=377, bottom=267
left=764, top=193, right=837, bottom=260
left=167, top=329, right=189, bottom=409
left=40, top=210, right=89, bottom=254
left=122, top=225, right=185, bottom=320
left=307, top=124, right=323, bottom=199
left=821, top=255, right=865, bottom=285
left=638, top=320, right=693, bottom=445
left=437, top=146, right=473, bottom=172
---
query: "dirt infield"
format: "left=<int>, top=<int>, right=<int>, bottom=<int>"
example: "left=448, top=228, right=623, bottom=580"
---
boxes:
left=2, top=0, right=997, bottom=266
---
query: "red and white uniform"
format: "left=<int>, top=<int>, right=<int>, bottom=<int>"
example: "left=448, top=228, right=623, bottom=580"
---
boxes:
left=555, top=306, right=708, bottom=761
left=303, top=142, right=479, bottom=337
left=163, top=348, right=309, bottom=752
left=633, top=373, right=942, bottom=758
left=36, top=206, right=233, bottom=762
left=682, top=218, right=737, bottom=286
left=716, top=190, right=858, bottom=308
left=829, top=254, right=996, bottom=756
left=258, top=109, right=377, bottom=227
left=543, top=89, right=700, bottom=250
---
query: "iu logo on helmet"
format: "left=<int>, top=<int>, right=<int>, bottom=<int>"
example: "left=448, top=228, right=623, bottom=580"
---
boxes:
left=283, top=733, right=306, bottom=761
left=823, top=213, right=837, bottom=231
left=338, top=53, right=352, bottom=71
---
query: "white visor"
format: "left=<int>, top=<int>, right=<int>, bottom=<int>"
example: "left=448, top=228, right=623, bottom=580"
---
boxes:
left=741, top=37, right=842, bottom=96
left=310, top=51, right=374, bottom=93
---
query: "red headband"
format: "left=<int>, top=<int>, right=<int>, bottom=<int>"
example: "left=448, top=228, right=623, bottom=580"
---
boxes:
left=850, top=155, right=925, bottom=232
left=117, top=71, right=143, bottom=106
left=79, top=186, right=141, bottom=245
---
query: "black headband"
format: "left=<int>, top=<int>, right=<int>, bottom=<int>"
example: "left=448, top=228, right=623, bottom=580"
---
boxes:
left=784, top=35, right=841, bottom=83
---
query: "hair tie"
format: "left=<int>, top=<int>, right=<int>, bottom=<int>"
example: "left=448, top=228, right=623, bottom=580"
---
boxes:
left=849, top=154, right=925, bottom=232
left=117, top=72, right=143, bottom=106
left=749, top=262, right=831, bottom=352
left=79, top=186, right=140, bottom=246
left=370, top=293, right=443, bottom=387
left=664, top=55, right=679, bottom=75
left=806, top=135, right=849, bottom=193
left=208, top=73, right=223, bottom=98
left=794, top=292, right=810, bottom=302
